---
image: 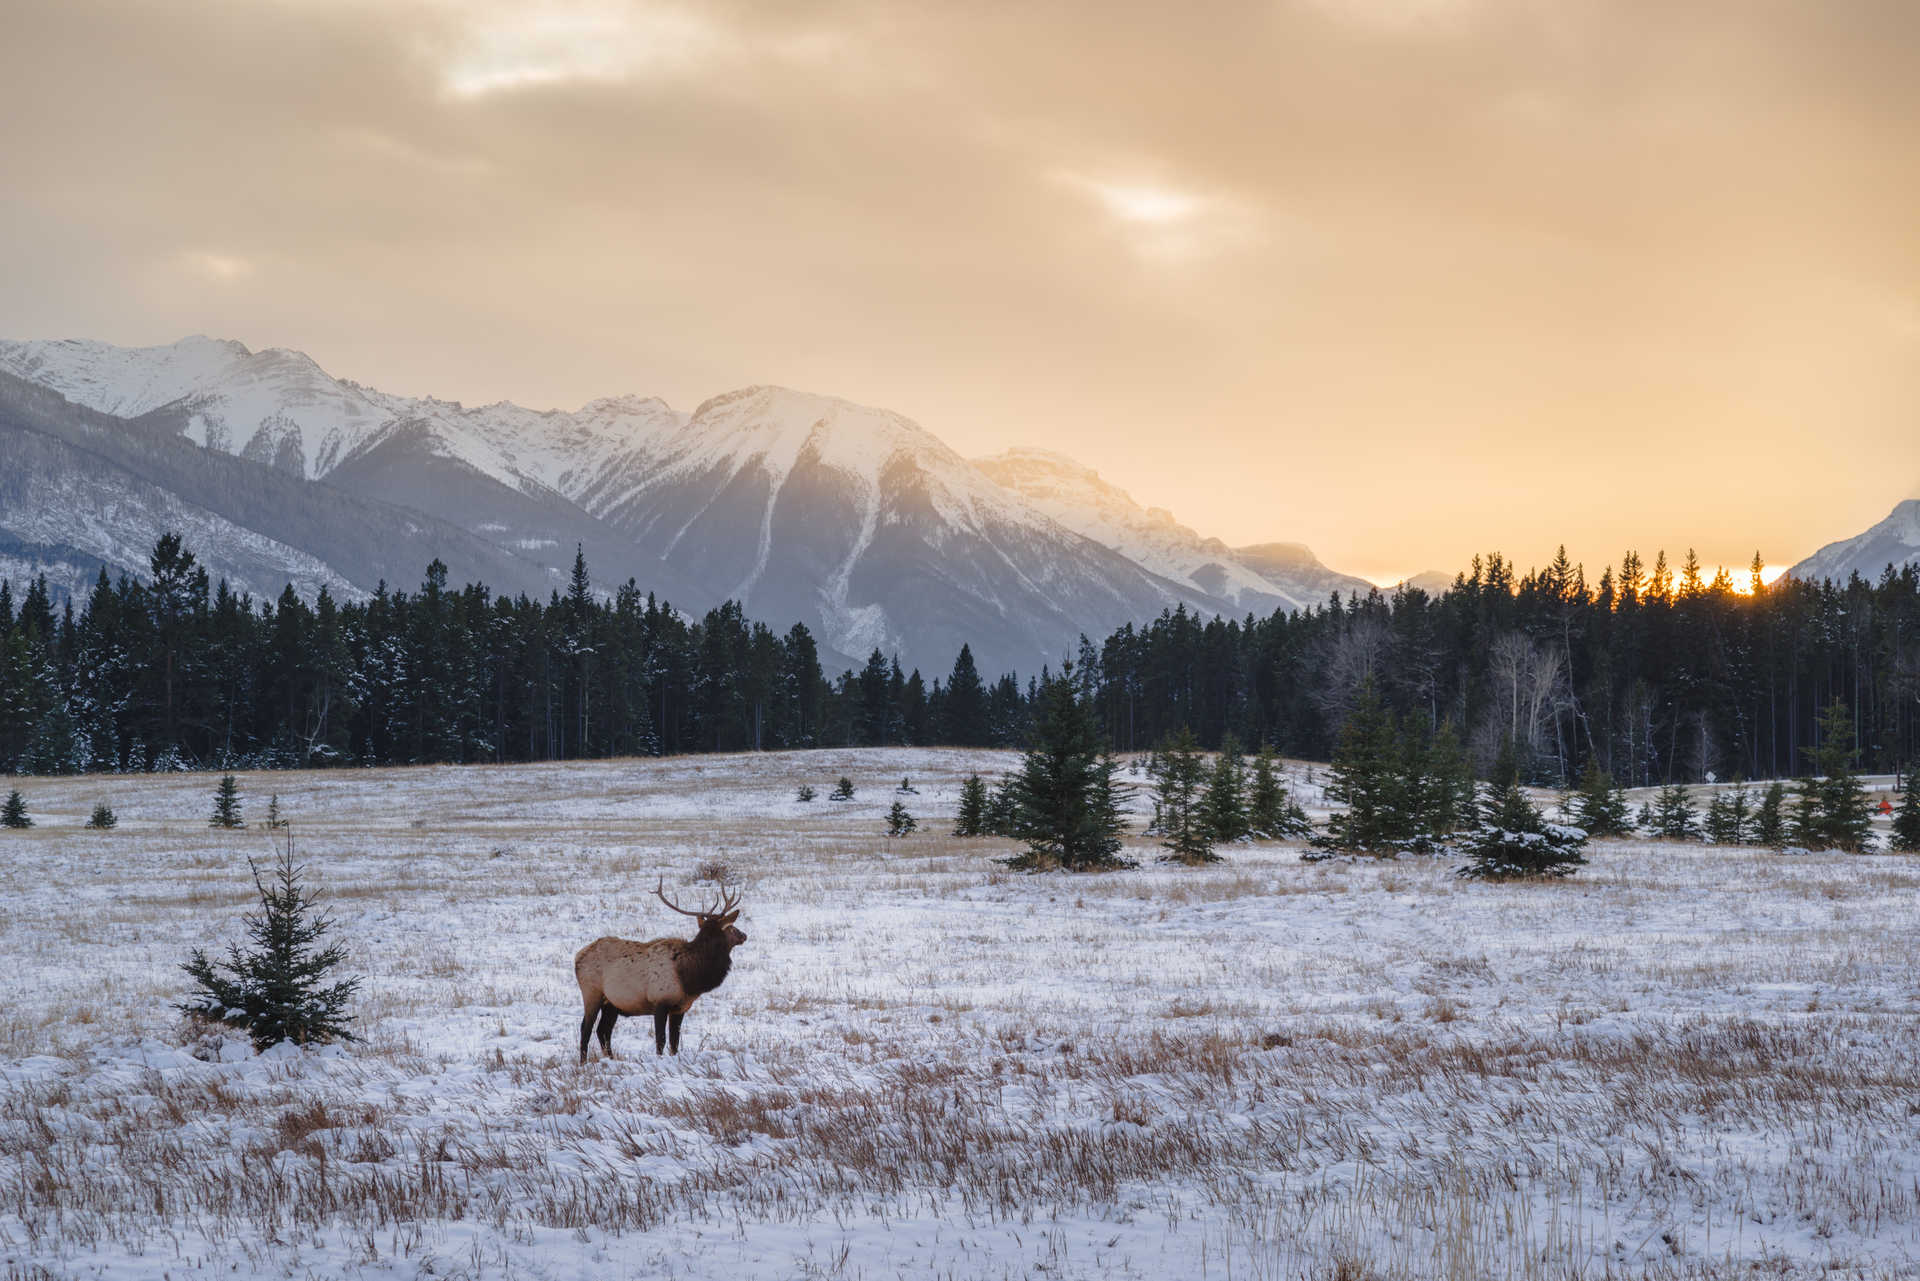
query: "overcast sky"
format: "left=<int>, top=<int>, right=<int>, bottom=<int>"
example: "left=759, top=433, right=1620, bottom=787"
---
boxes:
left=3, top=0, right=1915, bottom=583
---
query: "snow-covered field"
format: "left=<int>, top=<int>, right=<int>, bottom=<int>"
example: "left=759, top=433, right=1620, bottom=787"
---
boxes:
left=1, top=750, right=1917, bottom=1280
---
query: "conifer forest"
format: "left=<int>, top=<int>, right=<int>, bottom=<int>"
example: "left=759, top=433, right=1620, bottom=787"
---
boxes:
left=1, top=535, right=1916, bottom=783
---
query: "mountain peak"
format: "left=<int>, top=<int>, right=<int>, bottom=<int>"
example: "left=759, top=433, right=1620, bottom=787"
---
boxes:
left=1791, top=497, right=1920, bottom=584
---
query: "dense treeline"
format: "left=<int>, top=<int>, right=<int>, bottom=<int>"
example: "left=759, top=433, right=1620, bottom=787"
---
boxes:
left=1, top=535, right=1916, bottom=781
left=1085, top=549, right=1920, bottom=783
left=0, top=535, right=1025, bottom=772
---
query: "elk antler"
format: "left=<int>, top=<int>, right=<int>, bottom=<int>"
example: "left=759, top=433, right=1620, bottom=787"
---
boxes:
left=655, top=876, right=742, bottom=920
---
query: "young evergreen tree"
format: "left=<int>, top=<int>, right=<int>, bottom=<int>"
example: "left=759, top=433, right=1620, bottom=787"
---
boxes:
left=178, top=835, right=360, bottom=1050
left=1787, top=778, right=1824, bottom=848
left=1752, top=782, right=1788, bottom=847
left=1248, top=747, right=1311, bottom=839
left=1421, top=722, right=1477, bottom=838
left=1200, top=733, right=1251, bottom=844
left=1456, top=777, right=1588, bottom=880
left=1, top=789, right=30, bottom=829
left=86, top=802, right=117, bottom=830
left=1153, top=727, right=1215, bottom=863
left=1004, top=664, right=1129, bottom=871
left=1571, top=761, right=1632, bottom=838
left=1891, top=774, right=1920, bottom=853
left=210, top=774, right=244, bottom=828
left=829, top=776, right=855, bottom=801
left=897, top=776, right=918, bottom=794
left=1808, top=700, right=1874, bottom=853
left=1649, top=784, right=1702, bottom=841
left=1703, top=787, right=1751, bottom=845
left=265, top=794, right=286, bottom=829
left=953, top=774, right=989, bottom=836
left=795, top=783, right=816, bottom=802
left=885, top=801, right=917, bottom=837
left=985, top=775, right=1020, bottom=836
left=1311, top=679, right=1406, bottom=856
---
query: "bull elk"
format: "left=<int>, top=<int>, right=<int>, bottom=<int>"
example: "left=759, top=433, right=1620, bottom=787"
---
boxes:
left=574, top=879, right=747, bottom=1063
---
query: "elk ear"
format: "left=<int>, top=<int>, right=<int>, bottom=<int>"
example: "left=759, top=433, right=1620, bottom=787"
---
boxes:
left=719, top=910, right=741, bottom=925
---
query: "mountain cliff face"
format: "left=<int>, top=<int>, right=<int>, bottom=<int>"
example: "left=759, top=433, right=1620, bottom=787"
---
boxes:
left=0, top=336, right=1355, bottom=675
left=1790, top=499, right=1920, bottom=584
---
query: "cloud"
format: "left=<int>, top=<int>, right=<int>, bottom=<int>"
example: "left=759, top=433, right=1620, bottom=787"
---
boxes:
left=177, top=251, right=256, bottom=283
left=434, top=1, right=722, bottom=98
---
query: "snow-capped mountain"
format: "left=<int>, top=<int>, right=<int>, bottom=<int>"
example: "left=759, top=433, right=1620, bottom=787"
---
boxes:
left=976, top=448, right=1372, bottom=612
left=0, top=335, right=1357, bottom=676
left=1790, top=498, right=1920, bottom=585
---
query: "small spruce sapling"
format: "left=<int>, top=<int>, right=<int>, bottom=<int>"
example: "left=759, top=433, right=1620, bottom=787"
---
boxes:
left=985, top=775, right=1019, bottom=836
left=885, top=801, right=917, bottom=837
left=210, top=774, right=244, bottom=829
left=1154, top=727, right=1214, bottom=864
left=2, top=790, right=30, bottom=829
left=829, top=777, right=855, bottom=801
left=86, top=802, right=117, bottom=830
left=795, top=783, right=817, bottom=803
left=1571, top=762, right=1632, bottom=838
left=179, top=834, right=360, bottom=1050
left=1808, top=700, right=1873, bottom=853
left=897, top=776, right=918, bottom=794
left=954, top=773, right=989, bottom=836
left=266, top=794, right=286, bottom=829
left=1649, top=783, right=1701, bottom=841
left=1890, top=773, right=1920, bottom=853
left=1248, top=747, right=1311, bottom=839
left=1201, top=734, right=1251, bottom=844
left=1703, top=788, right=1752, bottom=845
left=1752, top=782, right=1788, bottom=847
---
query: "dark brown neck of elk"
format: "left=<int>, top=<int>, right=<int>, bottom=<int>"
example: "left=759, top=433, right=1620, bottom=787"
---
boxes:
left=676, top=921, right=736, bottom=996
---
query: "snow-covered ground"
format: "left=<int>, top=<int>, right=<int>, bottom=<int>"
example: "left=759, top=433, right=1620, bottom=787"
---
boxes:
left=1, top=750, right=1916, bottom=1280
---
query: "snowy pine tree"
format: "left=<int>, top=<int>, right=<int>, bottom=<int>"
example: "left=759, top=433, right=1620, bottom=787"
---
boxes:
left=1753, top=782, right=1788, bottom=847
left=1457, top=778, right=1587, bottom=880
left=885, top=801, right=917, bottom=837
left=1200, top=733, right=1250, bottom=844
left=1649, top=784, right=1702, bottom=841
left=1809, top=700, right=1873, bottom=853
left=1153, top=728, right=1214, bottom=864
left=1571, top=762, right=1632, bottom=838
left=1003, top=664, right=1129, bottom=871
left=86, top=802, right=117, bottom=830
left=210, top=774, right=244, bottom=828
left=1248, top=747, right=1311, bottom=839
left=1, top=789, right=30, bottom=829
left=1892, top=775, right=1920, bottom=853
left=179, top=835, right=360, bottom=1049
left=953, top=774, right=989, bottom=836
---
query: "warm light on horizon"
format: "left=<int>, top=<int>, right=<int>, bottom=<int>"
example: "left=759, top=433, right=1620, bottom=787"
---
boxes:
left=1362, top=561, right=1794, bottom=596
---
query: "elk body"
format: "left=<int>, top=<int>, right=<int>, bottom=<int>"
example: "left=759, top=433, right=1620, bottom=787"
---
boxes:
left=575, top=881, right=746, bottom=1063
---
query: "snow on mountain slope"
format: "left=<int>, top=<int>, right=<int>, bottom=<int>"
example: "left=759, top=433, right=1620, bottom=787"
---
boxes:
left=1791, top=498, right=1920, bottom=584
left=584, top=388, right=1202, bottom=671
left=0, top=336, right=685, bottom=497
left=975, top=448, right=1353, bottom=612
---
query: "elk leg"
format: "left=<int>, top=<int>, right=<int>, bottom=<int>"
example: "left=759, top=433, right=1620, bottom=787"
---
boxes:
left=595, top=1005, right=620, bottom=1058
left=668, top=1011, right=684, bottom=1055
left=579, top=1003, right=601, bottom=1064
left=653, top=1008, right=669, bottom=1056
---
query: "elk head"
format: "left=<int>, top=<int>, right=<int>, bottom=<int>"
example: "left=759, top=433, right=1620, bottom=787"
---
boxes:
left=654, top=877, right=747, bottom=948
